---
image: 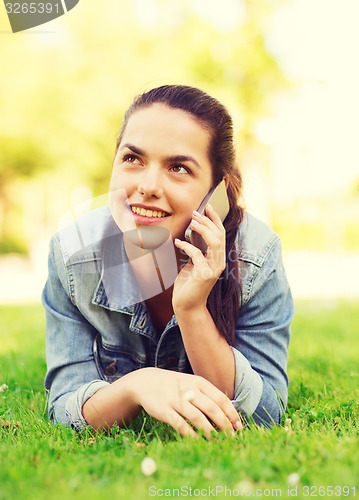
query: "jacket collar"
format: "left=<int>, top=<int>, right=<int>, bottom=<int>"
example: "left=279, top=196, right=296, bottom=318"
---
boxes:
left=92, top=231, right=143, bottom=314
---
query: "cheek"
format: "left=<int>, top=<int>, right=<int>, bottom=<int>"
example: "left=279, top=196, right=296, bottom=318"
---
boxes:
left=172, top=197, right=197, bottom=232
left=110, top=168, right=140, bottom=195
left=109, top=188, right=137, bottom=232
left=109, top=168, right=124, bottom=190
left=171, top=187, right=208, bottom=221
left=185, top=191, right=208, bottom=213
left=109, top=187, right=125, bottom=222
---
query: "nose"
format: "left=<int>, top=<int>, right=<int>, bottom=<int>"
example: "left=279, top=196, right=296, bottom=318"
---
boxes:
left=137, top=165, right=164, bottom=199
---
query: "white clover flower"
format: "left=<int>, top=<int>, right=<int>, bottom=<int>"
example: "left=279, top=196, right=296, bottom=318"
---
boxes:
left=202, top=468, right=214, bottom=479
left=235, top=480, right=254, bottom=492
left=284, top=417, right=293, bottom=433
left=141, top=457, right=157, bottom=476
left=287, top=472, right=300, bottom=486
left=0, top=384, right=8, bottom=393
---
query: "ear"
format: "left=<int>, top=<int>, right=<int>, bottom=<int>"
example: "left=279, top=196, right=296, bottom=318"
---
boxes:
left=224, top=176, right=229, bottom=189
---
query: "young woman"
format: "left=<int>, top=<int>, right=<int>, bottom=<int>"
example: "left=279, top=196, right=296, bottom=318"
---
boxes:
left=43, top=85, right=294, bottom=437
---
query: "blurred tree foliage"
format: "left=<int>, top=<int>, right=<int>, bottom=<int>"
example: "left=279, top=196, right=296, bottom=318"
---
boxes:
left=0, top=0, right=287, bottom=252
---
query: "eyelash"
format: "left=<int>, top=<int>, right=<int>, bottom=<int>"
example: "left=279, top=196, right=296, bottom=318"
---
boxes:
left=122, top=154, right=191, bottom=175
left=169, top=164, right=191, bottom=175
left=123, top=153, right=140, bottom=164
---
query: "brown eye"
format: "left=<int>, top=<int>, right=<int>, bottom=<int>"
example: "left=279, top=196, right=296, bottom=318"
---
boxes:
left=124, top=154, right=141, bottom=165
left=170, top=164, right=190, bottom=174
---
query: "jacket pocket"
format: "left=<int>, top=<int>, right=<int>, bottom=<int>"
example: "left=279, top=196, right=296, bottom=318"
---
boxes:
left=93, top=334, right=146, bottom=382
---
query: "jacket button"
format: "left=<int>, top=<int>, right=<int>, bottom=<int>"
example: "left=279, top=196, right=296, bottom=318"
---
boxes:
left=166, top=356, right=178, bottom=369
left=104, top=360, right=117, bottom=376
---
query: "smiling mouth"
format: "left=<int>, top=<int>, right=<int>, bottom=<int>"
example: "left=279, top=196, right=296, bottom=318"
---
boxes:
left=130, top=206, right=170, bottom=218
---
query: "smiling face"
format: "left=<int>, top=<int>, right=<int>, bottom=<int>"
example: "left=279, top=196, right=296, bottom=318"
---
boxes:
left=109, top=104, right=214, bottom=242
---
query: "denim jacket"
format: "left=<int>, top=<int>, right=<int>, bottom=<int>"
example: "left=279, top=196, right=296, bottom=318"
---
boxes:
left=42, top=206, right=294, bottom=430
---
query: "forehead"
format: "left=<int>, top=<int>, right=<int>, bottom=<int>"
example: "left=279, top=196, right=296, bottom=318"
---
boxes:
left=120, top=104, right=212, bottom=159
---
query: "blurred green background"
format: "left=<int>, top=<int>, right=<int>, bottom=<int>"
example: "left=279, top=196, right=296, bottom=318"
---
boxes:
left=0, top=0, right=358, bottom=303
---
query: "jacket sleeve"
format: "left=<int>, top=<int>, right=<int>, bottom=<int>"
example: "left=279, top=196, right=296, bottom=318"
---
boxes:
left=230, top=237, right=294, bottom=427
left=42, top=235, right=109, bottom=431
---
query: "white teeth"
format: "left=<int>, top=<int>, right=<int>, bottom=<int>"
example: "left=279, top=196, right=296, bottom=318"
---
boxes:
left=131, top=206, right=168, bottom=218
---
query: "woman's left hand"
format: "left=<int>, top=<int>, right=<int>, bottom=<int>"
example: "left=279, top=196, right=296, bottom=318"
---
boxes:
left=173, top=204, right=226, bottom=312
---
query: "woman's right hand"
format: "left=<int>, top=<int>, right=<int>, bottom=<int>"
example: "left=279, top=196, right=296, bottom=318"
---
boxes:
left=126, top=367, right=242, bottom=438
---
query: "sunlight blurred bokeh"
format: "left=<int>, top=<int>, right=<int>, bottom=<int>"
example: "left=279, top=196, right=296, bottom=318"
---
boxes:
left=0, top=0, right=358, bottom=303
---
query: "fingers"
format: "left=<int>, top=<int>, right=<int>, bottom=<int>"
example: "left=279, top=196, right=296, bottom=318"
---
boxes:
left=196, top=204, right=225, bottom=235
left=176, top=378, right=242, bottom=437
left=173, top=404, right=218, bottom=439
left=205, top=203, right=225, bottom=228
left=195, top=376, right=243, bottom=429
left=185, top=392, right=235, bottom=437
left=190, top=218, right=224, bottom=259
left=192, top=208, right=224, bottom=247
left=168, top=400, right=231, bottom=439
left=136, top=369, right=242, bottom=438
left=166, top=409, right=199, bottom=439
left=191, top=208, right=226, bottom=269
left=174, top=238, right=207, bottom=267
left=174, top=210, right=225, bottom=275
left=152, top=383, right=241, bottom=439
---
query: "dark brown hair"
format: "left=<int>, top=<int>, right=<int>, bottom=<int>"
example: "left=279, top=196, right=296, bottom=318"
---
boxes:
left=116, top=85, right=243, bottom=345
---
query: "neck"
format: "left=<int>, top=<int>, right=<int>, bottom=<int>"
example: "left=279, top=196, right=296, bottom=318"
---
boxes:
left=123, top=234, right=185, bottom=299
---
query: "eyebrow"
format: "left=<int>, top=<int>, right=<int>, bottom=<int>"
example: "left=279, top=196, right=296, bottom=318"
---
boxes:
left=120, top=143, right=202, bottom=170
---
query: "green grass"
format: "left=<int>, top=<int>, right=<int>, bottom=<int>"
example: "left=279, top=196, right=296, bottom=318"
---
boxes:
left=1, top=300, right=358, bottom=499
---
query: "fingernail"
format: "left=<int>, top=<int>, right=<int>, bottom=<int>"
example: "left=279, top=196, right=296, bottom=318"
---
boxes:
left=174, top=238, right=181, bottom=244
left=191, top=219, right=199, bottom=226
left=192, top=210, right=201, bottom=217
left=234, top=420, right=242, bottom=430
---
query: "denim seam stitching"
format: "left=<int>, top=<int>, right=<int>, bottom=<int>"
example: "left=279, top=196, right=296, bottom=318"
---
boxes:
left=66, top=257, right=102, bottom=266
left=244, top=237, right=281, bottom=304
left=54, top=236, right=76, bottom=305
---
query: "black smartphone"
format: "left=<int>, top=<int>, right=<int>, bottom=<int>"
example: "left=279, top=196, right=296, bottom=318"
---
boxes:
left=185, top=179, right=230, bottom=253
